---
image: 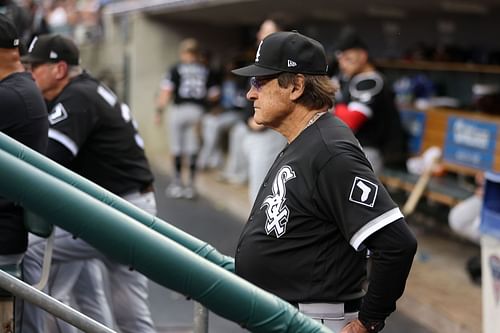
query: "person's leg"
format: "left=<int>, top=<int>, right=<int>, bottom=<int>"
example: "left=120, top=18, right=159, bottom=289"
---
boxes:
left=183, top=104, right=204, bottom=197
left=47, top=261, right=85, bottom=333
left=167, top=105, right=184, bottom=191
left=109, top=191, right=157, bottom=333
left=449, top=194, right=482, bottom=244
left=18, top=189, right=156, bottom=333
left=19, top=229, right=107, bottom=333
left=1, top=254, right=23, bottom=333
left=207, top=111, right=242, bottom=169
left=107, top=263, right=155, bottom=333
left=73, top=260, right=113, bottom=325
left=221, top=122, right=249, bottom=184
left=16, top=240, right=43, bottom=333
left=197, top=113, right=218, bottom=170
left=245, top=130, right=287, bottom=203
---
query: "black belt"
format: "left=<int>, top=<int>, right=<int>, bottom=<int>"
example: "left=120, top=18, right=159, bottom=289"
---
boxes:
left=343, top=298, right=362, bottom=312
left=121, top=183, right=154, bottom=197
left=140, top=183, right=154, bottom=194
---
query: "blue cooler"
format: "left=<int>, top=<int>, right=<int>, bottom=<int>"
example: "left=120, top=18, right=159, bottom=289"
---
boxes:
left=481, top=172, right=500, bottom=239
left=480, top=171, right=500, bottom=333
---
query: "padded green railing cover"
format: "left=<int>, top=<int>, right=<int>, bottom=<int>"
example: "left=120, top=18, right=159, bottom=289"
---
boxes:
left=0, top=131, right=233, bottom=271
left=0, top=145, right=333, bottom=333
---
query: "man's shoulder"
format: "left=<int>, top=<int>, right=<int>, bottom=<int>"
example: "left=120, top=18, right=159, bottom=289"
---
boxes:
left=1, top=72, right=45, bottom=112
left=308, top=114, right=362, bottom=155
left=59, top=73, right=108, bottom=107
left=1, top=72, right=37, bottom=92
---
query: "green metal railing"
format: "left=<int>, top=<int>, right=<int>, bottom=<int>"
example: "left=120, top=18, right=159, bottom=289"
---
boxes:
left=0, top=143, right=332, bottom=332
left=0, top=268, right=116, bottom=333
left=0, top=131, right=234, bottom=272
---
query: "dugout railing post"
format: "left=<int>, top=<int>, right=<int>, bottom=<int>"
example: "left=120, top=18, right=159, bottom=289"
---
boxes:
left=0, top=264, right=20, bottom=333
left=0, top=269, right=116, bottom=333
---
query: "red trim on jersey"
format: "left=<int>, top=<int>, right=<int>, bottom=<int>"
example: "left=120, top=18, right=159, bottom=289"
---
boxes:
left=334, top=103, right=368, bottom=132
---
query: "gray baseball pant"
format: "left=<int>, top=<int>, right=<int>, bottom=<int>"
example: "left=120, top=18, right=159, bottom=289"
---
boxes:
left=17, top=191, right=157, bottom=333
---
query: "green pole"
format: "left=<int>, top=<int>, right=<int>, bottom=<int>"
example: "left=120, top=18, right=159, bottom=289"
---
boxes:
left=0, top=132, right=234, bottom=272
left=0, top=149, right=333, bottom=333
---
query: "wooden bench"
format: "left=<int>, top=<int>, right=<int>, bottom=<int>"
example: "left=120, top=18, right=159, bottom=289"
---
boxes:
left=380, top=107, right=500, bottom=214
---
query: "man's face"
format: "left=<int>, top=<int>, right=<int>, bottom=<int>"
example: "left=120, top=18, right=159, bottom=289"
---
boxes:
left=257, top=20, right=279, bottom=43
left=26, top=62, right=60, bottom=99
left=246, top=75, right=293, bottom=128
left=337, top=48, right=367, bottom=78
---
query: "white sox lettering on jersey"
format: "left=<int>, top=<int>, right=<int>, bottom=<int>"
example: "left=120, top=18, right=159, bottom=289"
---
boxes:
left=261, top=165, right=296, bottom=238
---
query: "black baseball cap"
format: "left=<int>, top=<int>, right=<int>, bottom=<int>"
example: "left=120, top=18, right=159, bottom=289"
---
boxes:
left=232, top=31, right=328, bottom=77
left=0, top=14, right=20, bottom=49
left=22, top=34, right=79, bottom=65
left=335, top=28, right=367, bottom=52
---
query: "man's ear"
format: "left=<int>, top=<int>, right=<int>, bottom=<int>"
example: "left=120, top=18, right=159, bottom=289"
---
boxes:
left=290, top=74, right=305, bottom=102
left=54, top=61, right=69, bottom=80
left=359, top=49, right=369, bottom=63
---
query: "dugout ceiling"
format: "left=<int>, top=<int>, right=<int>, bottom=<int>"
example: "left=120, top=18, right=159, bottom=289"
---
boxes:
left=106, top=0, right=500, bottom=25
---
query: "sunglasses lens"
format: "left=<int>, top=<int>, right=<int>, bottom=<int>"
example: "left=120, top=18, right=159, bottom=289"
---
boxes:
left=251, top=77, right=259, bottom=89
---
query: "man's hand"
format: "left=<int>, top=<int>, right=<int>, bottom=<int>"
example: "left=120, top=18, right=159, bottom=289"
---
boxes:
left=341, top=319, right=369, bottom=333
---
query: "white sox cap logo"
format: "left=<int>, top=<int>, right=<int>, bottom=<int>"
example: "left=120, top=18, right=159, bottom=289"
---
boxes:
left=349, top=177, right=378, bottom=207
left=255, top=40, right=263, bottom=62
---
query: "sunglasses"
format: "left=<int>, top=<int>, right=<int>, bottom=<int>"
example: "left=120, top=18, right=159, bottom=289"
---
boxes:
left=250, top=75, right=279, bottom=91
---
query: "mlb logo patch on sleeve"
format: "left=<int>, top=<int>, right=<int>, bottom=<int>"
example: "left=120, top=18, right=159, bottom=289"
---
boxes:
left=349, top=176, right=378, bottom=207
left=48, top=103, right=68, bottom=125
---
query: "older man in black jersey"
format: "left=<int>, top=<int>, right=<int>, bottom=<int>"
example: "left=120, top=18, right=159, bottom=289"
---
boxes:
left=21, top=34, right=157, bottom=333
left=232, top=31, right=417, bottom=333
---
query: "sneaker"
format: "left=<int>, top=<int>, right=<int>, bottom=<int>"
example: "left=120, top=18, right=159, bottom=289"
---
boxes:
left=165, top=183, right=184, bottom=199
left=183, top=186, right=197, bottom=199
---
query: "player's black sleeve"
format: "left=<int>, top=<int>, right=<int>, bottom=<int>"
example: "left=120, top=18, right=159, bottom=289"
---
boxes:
left=359, top=218, right=417, bottom=323
left=47, top=139, right=74, bottom=167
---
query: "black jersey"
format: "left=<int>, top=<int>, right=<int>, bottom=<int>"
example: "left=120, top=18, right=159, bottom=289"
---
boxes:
left=336, top=71, right=408, bottom=167
left=161, top=62, right=217, bottom=106
left=235, top=113, right=403, bottom=303
left=0, top=72, right=48, bottom=254
left=47, top=71, right=153, bottom=195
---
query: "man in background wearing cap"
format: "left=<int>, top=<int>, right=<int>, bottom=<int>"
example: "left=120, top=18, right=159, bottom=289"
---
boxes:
left=333, top=28, right=407, bottom=174
left=232, top=31, right=417, bottom=332
left=218, top=16, right=288, bottom=203
left=0, top=12, right=48, bottom=328
left=20, top=34, right=157, bottom=333
left=155, top=37, right=220, bottom=200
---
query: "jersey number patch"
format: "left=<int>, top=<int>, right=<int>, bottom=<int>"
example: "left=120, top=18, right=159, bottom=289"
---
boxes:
left=349, top=177, right=378, bottom=207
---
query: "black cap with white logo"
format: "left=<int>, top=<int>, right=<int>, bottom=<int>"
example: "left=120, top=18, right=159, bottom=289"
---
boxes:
left=335, top=28, right=367, bottom=52
left=22, top=34, right=79, bottom=65
left=232, top=31, right=328, bottom=77
left=0, top=14, right=20, bottom=49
